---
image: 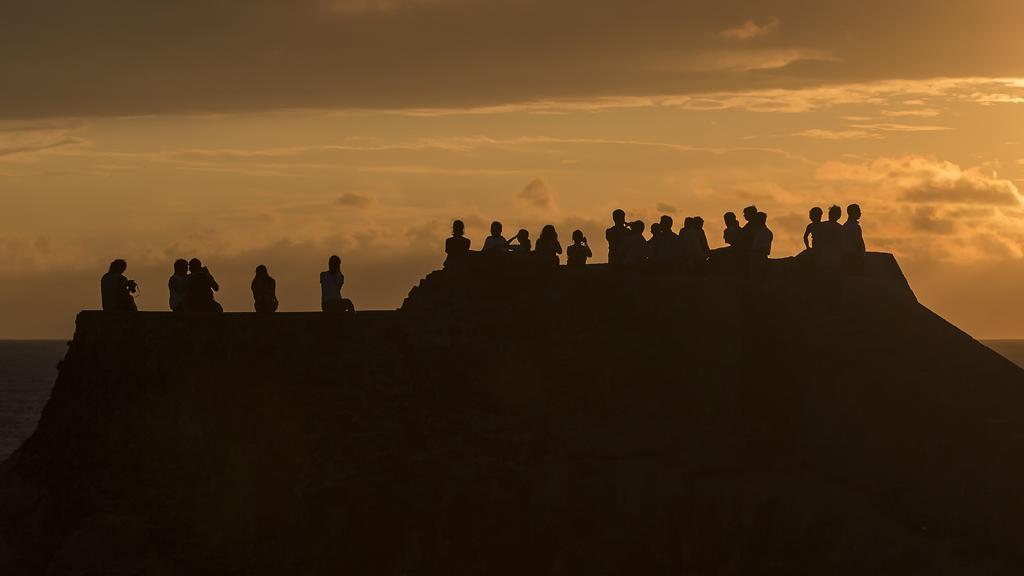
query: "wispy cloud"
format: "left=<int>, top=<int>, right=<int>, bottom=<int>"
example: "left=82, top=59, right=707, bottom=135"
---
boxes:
left=719, top=17, right=780, bottom=40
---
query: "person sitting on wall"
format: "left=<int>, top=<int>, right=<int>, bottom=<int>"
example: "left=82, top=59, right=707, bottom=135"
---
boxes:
left=320, top=255, right=355, bottom=314
left=605, top=209, right=629, bottom=266
left=843, top=203, right=866, bottom=274
left=482, top=221, right=508, bottom=255
left=251, top=265, right=279, bottom=313
left=566, top=229, right=592, bottom=268
left=444, top=220, right=471, bottom=269
left=508, top=228, right=532, bottom=255
left=722, top=212, right=742, bottom=248
left=168, top=258, right=188, bottom=312
left=534, top=225, right=562, bottom=267
left=101, top=259, right=138, bottom=312
left=183, top=258, right=223, bottom=313
left=738, top=205, right=759, bottom=251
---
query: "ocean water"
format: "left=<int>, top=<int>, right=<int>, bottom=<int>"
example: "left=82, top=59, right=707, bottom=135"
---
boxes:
left=0, top=341, right=68, bottom=460
left=1, top=340, right=1023, bottom=462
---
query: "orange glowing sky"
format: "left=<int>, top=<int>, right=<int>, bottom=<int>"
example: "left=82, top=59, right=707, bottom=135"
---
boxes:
left=1, top=0, right=1023, bottom=338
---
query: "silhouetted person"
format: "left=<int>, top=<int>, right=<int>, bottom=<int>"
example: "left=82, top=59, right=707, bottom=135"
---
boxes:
left=622, top=220, right=648, bottom=266
left=739, top=205, right=758, bottom=250
left=723, top=212, right=742, bottom=247
left=320, top=255, right=354, bottom=313
left=751, top=212, right=773, bottom=258
left=566, top=229, right=592, bottom=267
left=814, top=205, right=844, bottom=270
left=649, top=215, right=679, bottom=269
left=168, top=258, right=188, bottom=312
left=251, top=265, right=278, bottom=313
left=681, top=216, right=710, bottom=271
left=101, top=259, right=137, bottom=312
left=605, top=209, right=629, bottom=266
left=803, top=207, right=823, bottom=250
left=444, top=220, right=471, bottom=268
left=843, top=203, right=866, bottom=273
left=183, top=258, right=222, bottom=313
left=535, top=225, right=562, bottom=266
left=649, top=222, right=661, bottom=239
left=482, top=221, right=507, bottom=254
left=509, top=229, right=532, bottom=255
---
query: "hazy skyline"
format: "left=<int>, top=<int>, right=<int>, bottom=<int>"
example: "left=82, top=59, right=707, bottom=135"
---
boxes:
left=2, top=0, right=1023, bottom=338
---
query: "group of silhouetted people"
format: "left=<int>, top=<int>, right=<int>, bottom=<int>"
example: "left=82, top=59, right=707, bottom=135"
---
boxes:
left=101, top=255, right=355, bottom=314
left=798, top=203, right=866, bottom=273
left=102, top=204, right=868, bottom=313
left=605, top=209, right=719, bottom=272
left=445, top=219, right=593, bottom=269
left=443, top=202, right=865, bottom=278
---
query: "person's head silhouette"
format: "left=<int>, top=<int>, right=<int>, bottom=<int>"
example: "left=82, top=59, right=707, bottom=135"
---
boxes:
left=724, top=212, right=738, bottom=227
left=188, top=258, right=203, bottom=273
left=328, top=255, right=341, bottom=273
left=694, top=216, right=704, bottom=230
left=109, top=259, right=127, bottom=274
left=612, top=209, right=626, bottom=226
left=631, top=220, right=646, bottom=235
left=756, top=212, right=768, bottom=226
left=540, top=224, right=557, bottom=241
left=515, top=229, right=530, bottom=242
left=649, top=222, right=660, bottom=237
left=490, top=221, right=503, bottom=237
left=743, top=206, right=758, bottom=223
left=572, top=229, right=585, bottom=244
left=255, top=264, right=269, bottom=277
left=809, top=207, right=823, bottom=222
left=847, top=204, right=861, bottom=222
left=828, top=205, right=842, bottom=222
left=173, top=259, right=188, bottom=275
left=683, top=217, right=694, bottom=229
left=452, top=220, right=465, bottom=237
left=659, top=215, right=673, bottom=234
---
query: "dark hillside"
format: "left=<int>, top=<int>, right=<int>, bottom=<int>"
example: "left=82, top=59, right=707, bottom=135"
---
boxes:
left=1, top=254, right=1022, bottom=575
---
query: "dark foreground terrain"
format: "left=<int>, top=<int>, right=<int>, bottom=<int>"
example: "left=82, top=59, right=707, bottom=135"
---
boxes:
left=2, top=254, right=1023, bottom=575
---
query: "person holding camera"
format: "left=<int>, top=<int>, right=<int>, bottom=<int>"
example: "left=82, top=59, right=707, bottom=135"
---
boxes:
left=100, top=259, right=138, bottom=311
left=566, top=229, right=592, bottom=267
left=183, top=258, right=223, bottom=313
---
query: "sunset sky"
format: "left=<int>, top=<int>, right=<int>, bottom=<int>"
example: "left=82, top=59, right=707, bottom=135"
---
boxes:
left=2, top=0, right=1023, bottom=339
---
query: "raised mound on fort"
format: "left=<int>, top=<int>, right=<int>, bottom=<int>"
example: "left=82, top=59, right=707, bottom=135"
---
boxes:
left=1, top=254, right=1022, bottom=575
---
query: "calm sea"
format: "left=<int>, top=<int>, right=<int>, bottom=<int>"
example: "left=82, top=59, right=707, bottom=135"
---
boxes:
left=1, top=340, right=1023, bottom=461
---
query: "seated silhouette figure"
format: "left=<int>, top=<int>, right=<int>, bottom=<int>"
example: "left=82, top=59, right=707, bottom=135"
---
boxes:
left=508, top=229, right=532, bottom=255
left=101, top=259, right=138, bottom=312
left=722, top=212, right=742, bottom=248
left=482, top=221, right=508, bottom=255
left=803, top=207, right=823, bottom=251
left=168, top=259, right=188, bottom=312
left=605, top=209, right=629, bottom=266
left=843, top=203, right=866, bottom=273
left=183, top=258, right=223, bottom=313
left=535, top=225, right=562, bottom=266
left=444, top=220, right=471, bottom=268
left=252, top=265, right=279, bottom=313
left=320, top=255, right=355, bottom=314
left=566, top=229, right=592, bottom=267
